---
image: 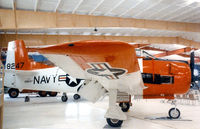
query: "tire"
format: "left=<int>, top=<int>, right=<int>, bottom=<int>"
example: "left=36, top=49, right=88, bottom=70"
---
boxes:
left=8, top=88, right=19, bottom=98
left=73, top=94, right=80, bottom=100
left=168, top=108, right=180, bottom=119
left=119, top=102, right=130, bottom=112
left=61, top=95, right=68, bottom=102
left=48, top=92, right=58, bottom=97
left=106, top=118, right=123, bottom=127
left=38, top=91, right=48, bottom=97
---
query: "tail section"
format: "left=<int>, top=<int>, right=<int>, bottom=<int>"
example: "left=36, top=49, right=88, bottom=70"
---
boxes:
left=14, top=40, right=30, bottom=70
left=5, top=41, right=17, bottom=70
left=6, top=40, right=52, bottom=71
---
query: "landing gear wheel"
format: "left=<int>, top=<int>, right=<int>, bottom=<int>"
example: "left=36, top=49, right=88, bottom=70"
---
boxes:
left=38, top=91, right=47, bottom=97
left=48, top=92, right=57, bottom=97
left=119, top=102, right=130, bottom=112
left=61, top=95, right=68, bottom=102
left=8, top=88, right=19, bottom=98
left=106, top=118, right=123, bottom=127
left=73, top=94, right=80, bottom=100
left=168, top=108, right=180, bottom=119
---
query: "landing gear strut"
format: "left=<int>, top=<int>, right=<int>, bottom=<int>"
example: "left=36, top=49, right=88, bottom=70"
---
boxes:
left=105, top=90, right=126, bottom=127
left=61, top=93, right=68, bottom=102
left=24, top=96, right=30, bottom=102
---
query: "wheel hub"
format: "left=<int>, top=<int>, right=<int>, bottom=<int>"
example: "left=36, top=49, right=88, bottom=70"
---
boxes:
left=171, top=109, right=179, bottom=118
left=11, top=92, right=17, bottom=96
left=122, top=103, right=127, bottom=108
left=110, top=119, right=119, bottom=124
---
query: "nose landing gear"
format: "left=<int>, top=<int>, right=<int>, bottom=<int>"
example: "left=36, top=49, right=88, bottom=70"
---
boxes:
left=168, top=108, right=181, bottom=119
left=168, top=100, right=181, bottom=119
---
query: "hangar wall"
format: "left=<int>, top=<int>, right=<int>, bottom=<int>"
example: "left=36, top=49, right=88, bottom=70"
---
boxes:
left=1, top=34, right=200, bottom=48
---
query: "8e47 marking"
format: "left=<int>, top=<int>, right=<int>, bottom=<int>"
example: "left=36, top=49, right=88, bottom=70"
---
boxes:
left=6, top=62, right=24, bottom=69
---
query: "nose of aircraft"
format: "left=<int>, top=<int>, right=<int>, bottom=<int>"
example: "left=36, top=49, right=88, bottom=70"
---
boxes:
left=174, top=62, right=191, bottom=94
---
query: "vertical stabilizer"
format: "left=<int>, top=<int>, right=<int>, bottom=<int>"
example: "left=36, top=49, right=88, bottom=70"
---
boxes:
left=14, top=40, right=30, bottom=70
left=4, top=41, right=17, bottom=88
left=5, top=41, right=16, bottom=70
left=6, top=40, right=53, bottom=71
left=5, top=40, right=30, bottom=70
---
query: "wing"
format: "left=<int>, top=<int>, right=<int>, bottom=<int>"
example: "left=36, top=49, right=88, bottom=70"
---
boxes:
left=34, top=40, right=144, bottom=95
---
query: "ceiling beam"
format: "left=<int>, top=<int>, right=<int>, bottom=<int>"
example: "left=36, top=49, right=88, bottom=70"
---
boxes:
left=54, top=0, right=62, bottom=12
left=119, top=0, right=145, bottom=17
left=72, top=0, right=84, bottom=14
left=104, top=0, right=125, bottom=16
left=133, top=0, right=162, bottom=18
left=12, top=0, right=16, bottom=10
left=1, top=34, right=200, bottom=48
left=34, top=0, right=39, bottom=12
left=88, top=0, right=105, bottom=15
left=1, top=9, right=200, bottom=33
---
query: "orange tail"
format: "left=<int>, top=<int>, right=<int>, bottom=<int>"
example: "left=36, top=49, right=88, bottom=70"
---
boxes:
left=6, top=40, right=53, bottom=70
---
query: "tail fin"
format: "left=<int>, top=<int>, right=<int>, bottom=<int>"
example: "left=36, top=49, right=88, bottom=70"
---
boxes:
left=5, top=40, right=29, bottom=70
left=6, top=40, right=52, bottom=70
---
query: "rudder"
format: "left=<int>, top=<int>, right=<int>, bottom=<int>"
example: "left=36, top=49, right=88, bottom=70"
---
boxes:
left=5, top=40, right=29, bottom=70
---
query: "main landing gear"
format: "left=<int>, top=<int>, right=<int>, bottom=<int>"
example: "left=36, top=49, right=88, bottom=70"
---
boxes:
left=168, top=100, right=181, bottom=119
left=61, top=93, right=68, bottom=102
left=105, top=90, right=128, bottom=127
left=8, top=88, right=19, bottom=98
left=61, top=93, right=81, bottom=102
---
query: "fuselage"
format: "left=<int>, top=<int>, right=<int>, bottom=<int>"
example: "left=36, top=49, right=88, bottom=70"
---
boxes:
left=141, top=58, right=191, bottom=99
left=4, top=67, right=84, bottom=92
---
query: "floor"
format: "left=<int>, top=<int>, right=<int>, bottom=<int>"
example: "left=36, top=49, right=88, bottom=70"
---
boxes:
left=3, top=93, right=200, bottom=129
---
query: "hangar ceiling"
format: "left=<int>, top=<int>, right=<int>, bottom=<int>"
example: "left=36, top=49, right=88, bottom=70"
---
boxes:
left=0, top=0, right=200, bottom=60
left=1, top=0, right=200, bottom=23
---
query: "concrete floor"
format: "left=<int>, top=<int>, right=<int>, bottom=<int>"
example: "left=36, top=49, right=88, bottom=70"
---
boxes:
left=3, top=93, right=200, bottom=129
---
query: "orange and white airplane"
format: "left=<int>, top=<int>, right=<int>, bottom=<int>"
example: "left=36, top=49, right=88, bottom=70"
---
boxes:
left=6, top=40, right=191, bottom=127
left=4, top=41, right=84, bottom=101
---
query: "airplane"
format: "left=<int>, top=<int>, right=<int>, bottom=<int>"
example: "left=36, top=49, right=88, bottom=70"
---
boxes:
left=8, top=40, right=191, bottom=127
left=4, top=41, right=84, bottom=102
